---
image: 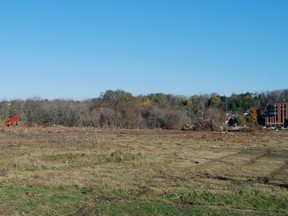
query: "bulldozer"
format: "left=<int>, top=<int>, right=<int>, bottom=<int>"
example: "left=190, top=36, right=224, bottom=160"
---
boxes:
left=4, top=115, right=19, bottom=127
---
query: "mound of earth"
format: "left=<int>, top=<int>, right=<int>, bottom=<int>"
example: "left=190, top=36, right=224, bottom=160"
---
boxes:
left=182, top=120, right=223, bottom=132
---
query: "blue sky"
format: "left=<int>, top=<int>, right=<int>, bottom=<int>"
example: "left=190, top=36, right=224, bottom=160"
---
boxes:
left=1, top=0, right=287, bottom=100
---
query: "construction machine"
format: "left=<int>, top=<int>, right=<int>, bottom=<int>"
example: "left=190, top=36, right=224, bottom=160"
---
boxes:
left=5, top=115, right=19, bottom=127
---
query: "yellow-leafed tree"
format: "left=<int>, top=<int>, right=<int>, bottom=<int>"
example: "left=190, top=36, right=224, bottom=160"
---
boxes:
left=250, top=108, right=258, bottom=124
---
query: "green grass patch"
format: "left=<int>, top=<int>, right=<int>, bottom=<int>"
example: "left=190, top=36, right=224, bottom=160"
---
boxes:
left=186, top=189, right=288, bottom=211
left=1, top=183, right=287, bottom=215
left=0, top=184, right=91, bottom=215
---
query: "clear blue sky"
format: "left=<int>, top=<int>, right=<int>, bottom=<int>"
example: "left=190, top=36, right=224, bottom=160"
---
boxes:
left=1, top=0, right=287, bottom=100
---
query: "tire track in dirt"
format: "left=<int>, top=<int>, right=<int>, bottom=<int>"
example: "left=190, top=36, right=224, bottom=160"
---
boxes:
left=268, top=159, right=288, bottom=178
left=198, top=148, right=267, bottom=171
left=196, top=147, right=288, bottom=186
left=199, top=147, right=288, bottom=189
left=256, top=159, right=288, bottom=188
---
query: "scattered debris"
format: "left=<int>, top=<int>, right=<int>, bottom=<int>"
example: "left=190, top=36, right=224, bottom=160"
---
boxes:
left=110, top=150, right=124, bottom=161
left=179, top=196, right=194, bottom=205
left=181, top=124, right=194, bottom=131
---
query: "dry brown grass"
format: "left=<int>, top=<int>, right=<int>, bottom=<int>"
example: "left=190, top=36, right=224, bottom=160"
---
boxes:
left=0, top=125, right=287, bottom=215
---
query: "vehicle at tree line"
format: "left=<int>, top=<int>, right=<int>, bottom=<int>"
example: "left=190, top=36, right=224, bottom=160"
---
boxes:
left=4, top=115, right=18, bottom=127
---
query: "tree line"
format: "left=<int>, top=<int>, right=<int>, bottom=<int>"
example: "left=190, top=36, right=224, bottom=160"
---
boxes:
left=1, top=89, right=288, bottom=129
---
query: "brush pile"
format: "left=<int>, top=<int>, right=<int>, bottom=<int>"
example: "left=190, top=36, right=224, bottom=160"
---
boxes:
left=181, top=120, right=223, bottom=132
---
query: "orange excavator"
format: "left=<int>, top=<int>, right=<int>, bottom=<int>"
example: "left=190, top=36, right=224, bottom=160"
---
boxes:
left=5, top=115, right=19, bottom=127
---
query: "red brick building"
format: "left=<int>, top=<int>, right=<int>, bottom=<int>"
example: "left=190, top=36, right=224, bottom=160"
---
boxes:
left=265, top=102, right=288, bottom=127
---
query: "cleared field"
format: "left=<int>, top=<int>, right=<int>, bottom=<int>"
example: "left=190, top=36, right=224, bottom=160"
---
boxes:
left=0, top=126, right=287, bottom=215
